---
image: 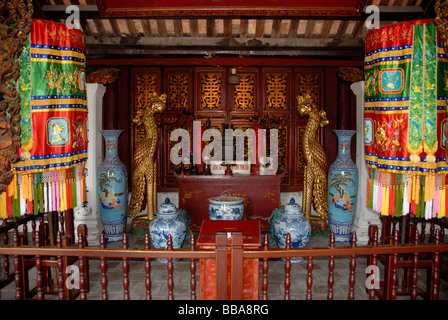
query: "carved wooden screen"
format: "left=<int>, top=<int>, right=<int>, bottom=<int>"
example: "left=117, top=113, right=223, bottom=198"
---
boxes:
left=229, top=68, right=259, bottom=162
left=129, top=66, right=324, bottom=191
left=162, top=68, right=193, bottom=186
left=261, top=68, right=292, bottom=186
left=193, top=68, right=227, bottom=166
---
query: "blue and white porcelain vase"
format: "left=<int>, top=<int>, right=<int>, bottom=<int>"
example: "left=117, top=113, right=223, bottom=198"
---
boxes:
left=272, top=198, right=311, bottom=262
left=149, top=198, right=187, bottom=263
left=208, top=192, right=244, bottom=220
left=327, top=130, right=358, bottom=242
left=97, top=130, right=128, bottom=243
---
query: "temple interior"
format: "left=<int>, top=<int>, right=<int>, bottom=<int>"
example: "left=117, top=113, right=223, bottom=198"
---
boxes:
left=1, top=0, right=448, bottom=304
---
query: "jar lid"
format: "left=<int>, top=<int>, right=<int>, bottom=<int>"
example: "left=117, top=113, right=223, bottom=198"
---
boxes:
left=209, top=191, right=244, bottom=204
left=158, top=197, right=177, bottom=214
left=284, top=198, right=302, bottom=214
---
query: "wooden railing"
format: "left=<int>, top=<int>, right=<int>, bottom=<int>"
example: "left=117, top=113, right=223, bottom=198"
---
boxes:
left=0, top=218, right=447, bottom=300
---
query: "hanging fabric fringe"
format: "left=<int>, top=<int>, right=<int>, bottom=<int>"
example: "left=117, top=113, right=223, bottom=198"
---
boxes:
left=0, top=166, right=86, bottom=219
left=0, top=19, right=87, bottom=218
left=366, top=168, right=448, bottom=219
left=364, top=19, right=448, bottom=219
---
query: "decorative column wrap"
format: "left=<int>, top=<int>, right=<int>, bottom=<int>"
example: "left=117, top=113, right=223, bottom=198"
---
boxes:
left=0, top=20, right=87, bottom=218
left=364, top=19, right=448, bottom=219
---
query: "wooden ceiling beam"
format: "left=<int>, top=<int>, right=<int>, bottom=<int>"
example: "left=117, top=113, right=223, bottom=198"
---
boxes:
left=85, top=44, right=365, bottom=60
left=224, top=19, right=232, bottom=38
left=86, top=56, right=364, bottom=67
left=39, top=5, right=425, bottom=21
left=84, top=34, right=364, bottom=48
left=288, top=19, right=299, bottom=37
left=206, top=19, right=215, bottom=37
left=240, top=19, right=249, bottom=38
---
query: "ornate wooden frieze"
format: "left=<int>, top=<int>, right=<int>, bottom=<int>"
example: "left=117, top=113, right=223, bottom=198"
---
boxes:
left=265, top=72, right=288, bottom=110
left=87, top=67, right=121, bottom=84
left=167, top=73, right=190, bottom=111
left=335, top=66, right=364, bottom=84
left=233, top=74, right=255, bottom=111
left=200, top=73, right=222, bottom=110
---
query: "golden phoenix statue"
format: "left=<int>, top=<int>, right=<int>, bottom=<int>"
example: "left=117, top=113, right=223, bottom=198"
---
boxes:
left=127, top=92, right=166, bottom=221
left=297, top=94, right=329, bottom=221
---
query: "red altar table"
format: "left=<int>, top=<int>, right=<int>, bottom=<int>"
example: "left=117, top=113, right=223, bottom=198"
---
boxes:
left=174, top=171, right=286, bottom=231
left=197, top=220, right=261, bottom=300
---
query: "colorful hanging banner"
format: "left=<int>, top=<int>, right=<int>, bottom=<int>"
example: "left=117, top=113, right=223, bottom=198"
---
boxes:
left=0, top=19, right=87, bottom=218
left=364, top=19, right=448, bottom=219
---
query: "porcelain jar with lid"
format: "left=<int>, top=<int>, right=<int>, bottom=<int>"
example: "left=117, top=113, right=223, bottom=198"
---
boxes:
left=272, top=198, right=311, bottom=262
left=208, top=192, right=245, bottom=220
left=149, top=198, right=187, bottom=262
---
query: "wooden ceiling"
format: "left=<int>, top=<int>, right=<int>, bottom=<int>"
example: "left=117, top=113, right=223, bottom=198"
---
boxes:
left=32, top=0, right=435, bottom=64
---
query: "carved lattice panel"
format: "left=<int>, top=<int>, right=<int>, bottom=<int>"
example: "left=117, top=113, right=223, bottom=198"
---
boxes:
left=198, top=71, right=224, bottom=111
left=263, top=70, right=290, bottom=111
left=295, top=125, right=306, bottom=180
left=133, top=71, right=161, bottom=145
left=295, top=73, right=320, bottom=107
left=232, top=71, right=257, bottom=112
left=265, top=124, right=290, bottom=185
left=200, top=121, right=225, bottom=161
left=166, top=69, right=192, bottom=112
left=229, top=124, right=256, bottom=162
left=162, top=120, right=191, bottom=186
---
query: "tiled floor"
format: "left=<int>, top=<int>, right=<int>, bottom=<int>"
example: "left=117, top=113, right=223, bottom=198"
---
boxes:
left=1, top=233, right=447, bottom=300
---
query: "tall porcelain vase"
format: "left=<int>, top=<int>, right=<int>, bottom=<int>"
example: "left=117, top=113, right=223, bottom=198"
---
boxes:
left=97, top=130, right=128, bottom=243
left=327, top=130, right=358, bottom=242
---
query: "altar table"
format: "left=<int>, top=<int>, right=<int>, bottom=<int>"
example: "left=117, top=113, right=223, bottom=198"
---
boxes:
left=197, top=220, right=261, bottom=300
left=174, top=171, right=286, bottom=231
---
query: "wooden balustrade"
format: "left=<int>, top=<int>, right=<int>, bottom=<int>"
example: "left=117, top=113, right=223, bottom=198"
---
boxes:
left=0, top=219, right=447, bottom=300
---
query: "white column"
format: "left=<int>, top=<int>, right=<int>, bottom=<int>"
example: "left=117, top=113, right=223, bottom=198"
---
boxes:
left=73, top=83, right=106, bottom=246
left=351, top=81, right=381, bottom=244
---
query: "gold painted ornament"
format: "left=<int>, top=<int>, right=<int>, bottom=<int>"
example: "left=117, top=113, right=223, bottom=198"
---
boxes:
left=297, top=94, right=329, bottom=221
left=127, top=92, right=167, bottom=222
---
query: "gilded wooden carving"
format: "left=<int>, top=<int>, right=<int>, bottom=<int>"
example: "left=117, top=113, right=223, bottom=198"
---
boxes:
left=127, top=92, right=166, bottom=221
left=335, top=67, right=364, bottom=84
left=200, top=73, right=221, bottom=110
left=295, top=72, right=321, bottom=182
left=134, top=73, right=158, bottom=143
left=0, top=0, right=33, bottom=192
left=296, top=126, right=306, bottom=176
left=168, top=73, right=189, bottom=111
left=87, top=67, right=121, bottom=84
left=296, top=73, right=320, bottom=104
left=297, top=94, right=329, bottom=220
left=233, top=74, right=255, bottom=111
left=232, top=125, right=256, bottom=161
left=266, top=73, right=288, bottom=110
